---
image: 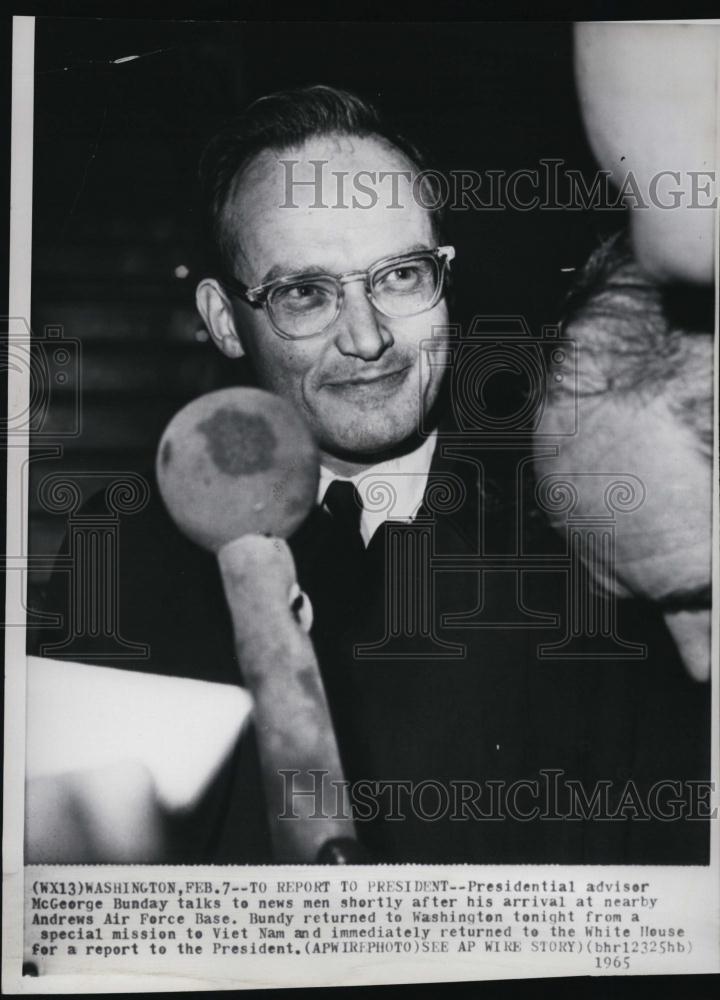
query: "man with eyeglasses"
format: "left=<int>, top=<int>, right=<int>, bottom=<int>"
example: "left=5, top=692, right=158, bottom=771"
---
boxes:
left=184, top=84, right=708, bottom=866
left=34, top=84, right=709, bottom=866
left=195, top=90, right=453, bottom=517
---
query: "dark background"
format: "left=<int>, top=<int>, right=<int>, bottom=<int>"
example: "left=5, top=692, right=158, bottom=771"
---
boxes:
left=27, top=18, right=622, bottom=610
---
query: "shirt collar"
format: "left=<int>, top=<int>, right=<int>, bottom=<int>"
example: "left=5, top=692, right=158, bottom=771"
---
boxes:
left=319, top=431, right=438, bottom=545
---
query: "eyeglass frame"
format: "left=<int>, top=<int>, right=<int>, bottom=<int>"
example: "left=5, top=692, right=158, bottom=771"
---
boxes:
left=221, top=245, right=456, bottom=340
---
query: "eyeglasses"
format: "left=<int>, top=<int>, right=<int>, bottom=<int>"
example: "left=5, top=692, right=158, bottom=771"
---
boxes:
left=222, top=245, right=455, bottom=340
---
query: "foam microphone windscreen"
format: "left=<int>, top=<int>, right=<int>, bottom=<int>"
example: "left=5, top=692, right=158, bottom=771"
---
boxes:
left=155, top=387, right=320, bottom=550
left=155, top=388, right=362, bottom=861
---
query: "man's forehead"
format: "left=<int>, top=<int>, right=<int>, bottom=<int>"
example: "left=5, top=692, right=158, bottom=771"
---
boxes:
left=227, top=133, right=435, bottom=278
left=239, top=132, right=420, bottom=200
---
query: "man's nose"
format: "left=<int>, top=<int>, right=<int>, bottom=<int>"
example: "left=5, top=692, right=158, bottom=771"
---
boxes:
left=332, top=283, right=393, bottom=360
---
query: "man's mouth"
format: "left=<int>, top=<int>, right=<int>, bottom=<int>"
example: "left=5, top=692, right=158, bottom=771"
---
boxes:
left=324, top=366, right=411, bottom=389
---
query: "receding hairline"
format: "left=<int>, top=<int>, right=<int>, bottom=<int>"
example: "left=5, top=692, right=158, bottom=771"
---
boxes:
left=216, top=129, right=441, bottom=272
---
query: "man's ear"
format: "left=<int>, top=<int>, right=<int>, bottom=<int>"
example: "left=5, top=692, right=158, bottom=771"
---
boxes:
left=195, top=279, right=245, bottom=359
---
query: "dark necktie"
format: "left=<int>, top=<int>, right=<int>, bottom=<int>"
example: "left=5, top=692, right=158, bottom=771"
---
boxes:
left=322, top=480, right=365, bottom=559
left=312, top=480, right=367, bottom=662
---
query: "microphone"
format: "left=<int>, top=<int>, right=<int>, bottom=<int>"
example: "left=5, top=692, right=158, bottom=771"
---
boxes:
left=156, top=387, right=364, bottom=862
left=155, top=386, right=319, bottom=551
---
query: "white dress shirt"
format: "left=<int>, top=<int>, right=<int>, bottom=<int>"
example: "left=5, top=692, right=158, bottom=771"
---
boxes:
left=318, top=430, right=438, bottom=546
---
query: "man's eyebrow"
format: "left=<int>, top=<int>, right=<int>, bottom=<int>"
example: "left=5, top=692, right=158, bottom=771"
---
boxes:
left=258, top=262, right=329, bottom=285
left=257, top=243, right=433, bottom=286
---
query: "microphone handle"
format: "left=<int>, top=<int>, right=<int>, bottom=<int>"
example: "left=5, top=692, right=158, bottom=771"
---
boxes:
left=218, top=534, right=360, bottom=863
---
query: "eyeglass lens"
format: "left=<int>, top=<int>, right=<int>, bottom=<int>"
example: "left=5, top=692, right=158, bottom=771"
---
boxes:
left=268, top=254, right=442, bottom=338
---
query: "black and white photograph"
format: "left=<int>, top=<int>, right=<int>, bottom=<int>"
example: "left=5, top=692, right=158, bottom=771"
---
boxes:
left=3, top=12, right=719, bottom=991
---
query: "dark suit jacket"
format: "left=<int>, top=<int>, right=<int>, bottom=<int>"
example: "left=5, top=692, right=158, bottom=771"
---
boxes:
left=31, top=433, right=711, bottom=865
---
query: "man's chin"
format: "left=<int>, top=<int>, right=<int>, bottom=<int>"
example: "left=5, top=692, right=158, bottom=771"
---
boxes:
left=309, top=383, right=444, bottom=465
left=317, top=425, right=426, bottom=466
